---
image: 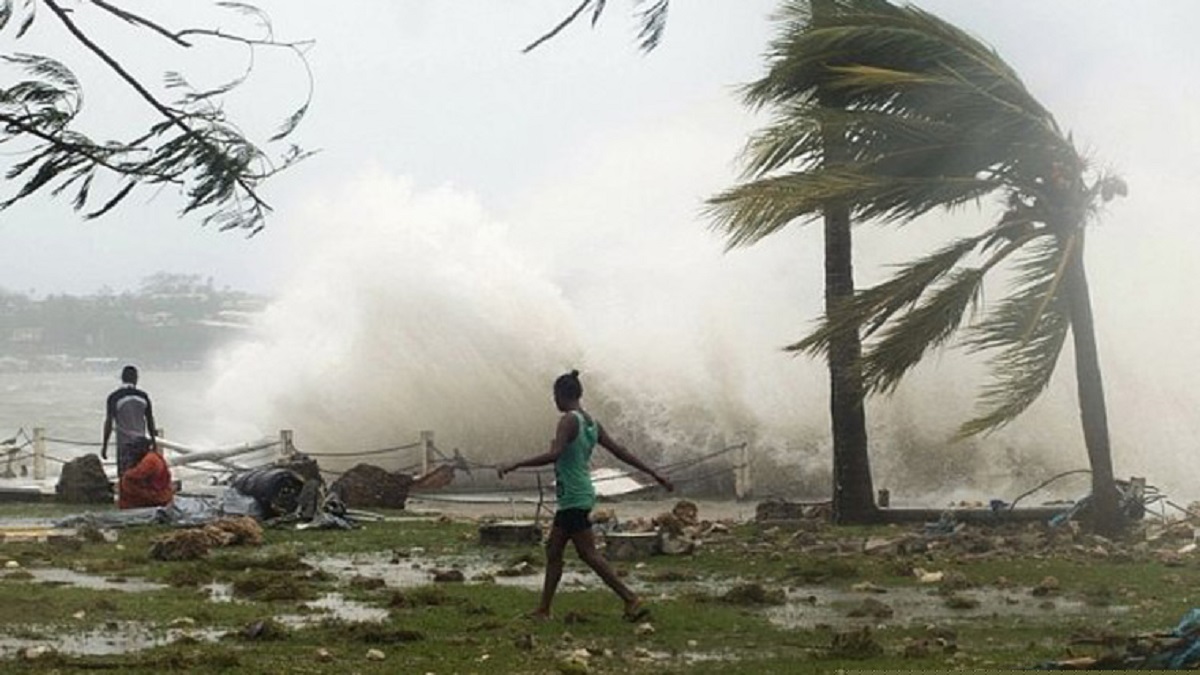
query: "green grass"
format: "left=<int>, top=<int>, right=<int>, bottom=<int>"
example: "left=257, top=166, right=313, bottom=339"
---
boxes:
left=0, top=508, right=1193, bottom=672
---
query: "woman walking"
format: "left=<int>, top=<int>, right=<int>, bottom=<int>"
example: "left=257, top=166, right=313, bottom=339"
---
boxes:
left=498, top=370, right=674, bottom=621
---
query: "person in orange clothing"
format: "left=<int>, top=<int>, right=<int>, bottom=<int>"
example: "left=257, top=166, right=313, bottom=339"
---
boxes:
left=118, top=440, right=174, bottom=509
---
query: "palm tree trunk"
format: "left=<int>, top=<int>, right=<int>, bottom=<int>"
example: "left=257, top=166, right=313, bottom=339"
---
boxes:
left=824, top=205, right=878, bottom=523
left=1063, top=232, right=1121, bottom=533
left=812, top=0, right=876, bottom=523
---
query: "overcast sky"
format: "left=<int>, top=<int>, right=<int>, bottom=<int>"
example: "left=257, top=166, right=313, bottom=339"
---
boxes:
left=3, top=1, right=1195, bottom=297
left=3, top=2, right=1200, bottom=495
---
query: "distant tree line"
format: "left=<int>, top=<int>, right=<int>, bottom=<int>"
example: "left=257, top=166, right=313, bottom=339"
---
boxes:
left=0, top=273, right=266, bottom=370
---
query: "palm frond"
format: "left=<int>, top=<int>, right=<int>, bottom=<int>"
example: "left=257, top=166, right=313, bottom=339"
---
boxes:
left=790, top=233, right=988, bottom=356
left=708, top=167, right=998, bottom=248
left=861, top=267, right=986, bottom=392
left=958, top=235, right=1073, bottom=434
left=633, top=0, right=669, bottom=52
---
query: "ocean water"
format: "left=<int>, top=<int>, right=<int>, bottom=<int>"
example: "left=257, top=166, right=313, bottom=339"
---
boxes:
left=0, top=371, right=223, bottom=444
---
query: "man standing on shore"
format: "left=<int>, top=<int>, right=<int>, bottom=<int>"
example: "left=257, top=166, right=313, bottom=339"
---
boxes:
left=101, top=365, right=157, bottom=477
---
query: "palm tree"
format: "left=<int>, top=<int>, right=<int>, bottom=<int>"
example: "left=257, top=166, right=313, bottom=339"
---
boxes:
left=708, top=0, right=1127, bottom=531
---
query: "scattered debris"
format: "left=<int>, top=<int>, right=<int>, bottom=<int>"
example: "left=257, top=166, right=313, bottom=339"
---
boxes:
left=943, top=593, right=981, bottom=610
left=1032, top=576, right=1061, bottom=597
left=721, top=583, right=785, bottom=606
left=478, top=521, right=542, bottom=547
left=826, top=626, right=884, bottom=659
left=846, top=597, right=894, bottom=619
left=149, top=516, right=263, bottom=561
left=432, top=568, right=465, bottom=583
left=1037, top=608, right=1200, bottom=669
left=605, top=532, right=661, bottom=561
left=231, top=467, right=308, bottom=517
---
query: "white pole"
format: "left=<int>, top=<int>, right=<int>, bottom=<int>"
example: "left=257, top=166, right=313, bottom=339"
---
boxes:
left=735, top=443, right=752, bottom=500
left=420, top=430, right=433, bottom=477
left=279, top=429, right=295, bottom=460
left=32, top=427, right=46, bottom=481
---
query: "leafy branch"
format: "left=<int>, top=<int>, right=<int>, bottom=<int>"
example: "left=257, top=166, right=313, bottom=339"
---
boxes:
left=0, top=0, right=313, bottom=233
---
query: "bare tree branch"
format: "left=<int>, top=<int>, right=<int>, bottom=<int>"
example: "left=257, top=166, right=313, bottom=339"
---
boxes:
left=523, top=0, right=594, bottom=53
left=88, top=0, right=191, bottom=47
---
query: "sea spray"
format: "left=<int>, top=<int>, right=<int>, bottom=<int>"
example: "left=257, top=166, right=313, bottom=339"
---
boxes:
left=200, top=168, right=1149, bottom=504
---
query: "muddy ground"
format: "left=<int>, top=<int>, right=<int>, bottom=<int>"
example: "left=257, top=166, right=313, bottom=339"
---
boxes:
left=0, top=498, right=1197, bottom=673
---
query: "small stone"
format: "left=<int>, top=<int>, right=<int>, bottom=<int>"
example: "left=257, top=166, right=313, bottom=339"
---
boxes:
left=687, top=639, right=699, bottom=648
left=635, top=622, right=655, bottom=637
left=22, top=646, right=53, bottom=660
left=432, top=569, right=465, bottom=583
left=315, top=648, right=334, bottom=662
left=851, top=581, right=887, bottom=594
left=4, top=561, right=19, bottom=569
left=915, top=568, right=944, bottom=584
left=366, top=649, right=386, bottom=661
left=846, top=597, right=894, bottom=619
left=72, top=610, right=86, bottom=620
left=169, top=617, right=196, bottom=627
left=943, top=594, right=980, bottom=610
left=557, top=655, right=589, bottom=674
left=1032, top=576, right=1060, bottom=596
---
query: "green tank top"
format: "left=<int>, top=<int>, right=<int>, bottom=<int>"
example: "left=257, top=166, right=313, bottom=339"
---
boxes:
left=555, top=411, right=598, bottom=511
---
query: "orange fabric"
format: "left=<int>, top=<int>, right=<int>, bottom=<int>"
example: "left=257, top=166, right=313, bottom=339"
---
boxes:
left=118, top=450, right=174, bottom=509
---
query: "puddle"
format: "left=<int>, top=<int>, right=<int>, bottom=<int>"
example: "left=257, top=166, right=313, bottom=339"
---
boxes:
left=764, top=586, right=1129, bottom=629
left=24, top=568, right=167, bottom=593
left=0, top=621, right=223, bottom=657
left=306, top=552, right=596, bottom=591
left=204, top=580, right=388, bottom=626
left=275, top=592, right=390, bottom=627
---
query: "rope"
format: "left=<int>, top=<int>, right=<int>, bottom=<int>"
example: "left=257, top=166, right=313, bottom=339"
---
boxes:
left=304, top=440, right=422, bottom=458
left=2, top=450, right=34, bottom=463
left=659, top=442, right=747, bottom=472
left=461, top=441, right=746, bottom=478
left=666, top=463, right=749, bottom=487
left=45, top=437, right=103, bottom=447
left=317, top=460, right=429, bottom=479
left=1008, top=469, right=1091, bottom=510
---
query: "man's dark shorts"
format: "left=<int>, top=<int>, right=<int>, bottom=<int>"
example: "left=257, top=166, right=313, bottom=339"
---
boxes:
left=553, top=508, right=592, bottom=535
left=117, top=437, right=153, bottom=476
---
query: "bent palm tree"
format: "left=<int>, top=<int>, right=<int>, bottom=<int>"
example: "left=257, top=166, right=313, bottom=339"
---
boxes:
left=708, top=0, right=1127, bottom=531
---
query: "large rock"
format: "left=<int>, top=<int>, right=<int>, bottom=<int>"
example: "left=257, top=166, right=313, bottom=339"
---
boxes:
left=329, top=464, right=413, bottom=509
left=55, top=454, right=113, bottom=504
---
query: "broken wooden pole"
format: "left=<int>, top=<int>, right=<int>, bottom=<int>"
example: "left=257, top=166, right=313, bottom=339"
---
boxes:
left=32, top=427, right=45, bottom=481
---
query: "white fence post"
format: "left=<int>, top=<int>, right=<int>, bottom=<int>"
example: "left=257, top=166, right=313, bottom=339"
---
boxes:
left=32, top=427, right=46, bottom=481
left=279, top=429, right=295, bottom=460
left=420, top=430, right=434, bottom=476
left=735, top=443, right=752, bottom=500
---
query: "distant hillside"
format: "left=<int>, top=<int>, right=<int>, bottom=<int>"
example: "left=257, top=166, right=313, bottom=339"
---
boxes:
left=0, top=273, right=269, bottom=371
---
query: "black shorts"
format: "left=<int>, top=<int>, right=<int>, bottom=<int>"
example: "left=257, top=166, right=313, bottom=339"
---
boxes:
left=553, top=508, right=592, bottom=535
